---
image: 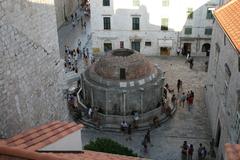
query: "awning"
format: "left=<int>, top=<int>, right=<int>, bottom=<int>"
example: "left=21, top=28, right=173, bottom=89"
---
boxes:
left=158, top=39, right=172, bottom=47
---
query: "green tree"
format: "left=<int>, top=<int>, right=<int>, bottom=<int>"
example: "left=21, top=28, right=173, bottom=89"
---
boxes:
left=84, top=138, right=138, bottom=157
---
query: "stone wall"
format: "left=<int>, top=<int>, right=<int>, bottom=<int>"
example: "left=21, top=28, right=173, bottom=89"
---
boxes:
left=0, top=0, right=69, bottom=138
left=54, top=0, right=80, bottom=29
left=205, top=21, right=240, bottom=159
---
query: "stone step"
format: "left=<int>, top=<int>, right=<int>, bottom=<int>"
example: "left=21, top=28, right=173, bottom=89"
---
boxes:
left=77, top=106, right=177, bottom=132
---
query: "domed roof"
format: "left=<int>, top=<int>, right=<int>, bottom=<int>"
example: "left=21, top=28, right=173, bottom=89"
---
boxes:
left=94, top=49, right=155, bottom=80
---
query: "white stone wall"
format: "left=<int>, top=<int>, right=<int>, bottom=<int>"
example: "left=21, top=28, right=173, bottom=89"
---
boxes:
left=90, top=0, right=218, bottom=56
left=0, top=0, right=69, bottom=138
left=54, top=0, right=80, bottom=29
left=205, top=21, right=240, bottom=159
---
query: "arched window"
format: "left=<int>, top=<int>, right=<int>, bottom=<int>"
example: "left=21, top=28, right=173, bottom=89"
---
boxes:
left=202, top=43, right=211, bottom=52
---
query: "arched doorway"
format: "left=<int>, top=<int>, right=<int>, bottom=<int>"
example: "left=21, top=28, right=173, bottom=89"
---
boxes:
left=202, top=43, right=211, bottom=56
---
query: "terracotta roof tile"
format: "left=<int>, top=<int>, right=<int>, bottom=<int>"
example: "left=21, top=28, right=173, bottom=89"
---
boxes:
left=49, top=151, right=142, bottom=160
left=0, top=140, right=5, bottom=145
left=0, top=145, right=143, bottom=160
left=6, top=121, right=60, bottom=144
left=6, top=121, right=84, bottom=150
left=214, top=0, right=240, bottom=53
left=0, top=145, right=68, bottom=160
left=0, top=121, right=143, bottom=160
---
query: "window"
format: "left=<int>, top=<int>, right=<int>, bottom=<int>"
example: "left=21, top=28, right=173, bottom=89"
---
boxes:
left=187, top=8, right=193, bottom=19
left=238, top=56, right=240, bottom=72
left=120, top=68, right=126, bottom=80
left=225, top=63, right=231, bottom=83
left=206, top=8, right=214, bottom=19
left=103, top=17, right=111, bottom=30
left=162, top=0, right=169, bottom=7
left=104, top=43, right=112, bottom=52
left=145, top=41, right=151, bottom=46
left=103, top=0, right=110, bottom=6
left=132, top=17, right=140, bottom=30
left=133, top=0, right=140, bottom=6
left=184, top=27, right=192, bottom=35
left=224, top=35, right=227, bottom=46
left=205, top=28, right=212, bottom=35
left=120, top=41, right=124, bottom=48
left=214, top=43, right=220, bottom=78
left=215, top=120, right=221, bottom=147
left=161, top=18, right=168, bottom=31
left=238, top=91, right=240, bottom=112
left=131, top=41, right=140, bottom=52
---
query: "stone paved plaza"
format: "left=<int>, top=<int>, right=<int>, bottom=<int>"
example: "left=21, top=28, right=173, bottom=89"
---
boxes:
left=58, top=8, right=212, bottom=160
left=80, top=56, right=212, bottom=160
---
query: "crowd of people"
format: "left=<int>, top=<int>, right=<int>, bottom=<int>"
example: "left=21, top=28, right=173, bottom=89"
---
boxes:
left=164, top=79, right=195, bottom=112
left=70, top=7, right=87, bottom=30
left=181, top=141, right=208, bottom=160
left=64, top=41, right=95, bottom=73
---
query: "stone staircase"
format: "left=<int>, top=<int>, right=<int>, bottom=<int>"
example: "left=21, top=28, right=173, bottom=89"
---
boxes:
left=76, top=105, right=177, bottom=132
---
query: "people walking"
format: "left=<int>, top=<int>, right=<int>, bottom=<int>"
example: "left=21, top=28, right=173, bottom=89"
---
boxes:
left=171, top=94, right=177, bottom=107
left=198, top=143, right=203, bottom=160
left=71, top=13, right=74, bottom=21
left=84, top=21, right=87, bottom=30
left=189, top=57, right=194, bottom=69
left=75, top=11, right=78, bottom=20
left=72, top=20, right=76, bottom=28
left=201, top=147, right=207, bottom=160
left=80, top=16, right=83, bottom=28
left=177, top=47, right=181, bottom=56
left=181, top=141, right=188, bottom=160
left=126, top=124, right=132, bottom=141
left=177, top=79, right=182, bottom=93
left=78, top=39, right=81, bottom=48
left=146, top=129, right=151, bottom=145
left=142, top=135, right=148, bottom=155
left=190, top=90, right=194, bottom=103
left=186, top=91, right=191, bottom=109
left=180, top=92, right=187, bottom=108
left=188, top=144, right=194, bottom=160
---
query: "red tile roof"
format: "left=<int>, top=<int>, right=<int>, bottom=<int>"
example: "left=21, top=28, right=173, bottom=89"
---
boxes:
left=214, top=0, right=240, bottom=53
left=6, top=121, right=84, bottom=151
left=225, top=144, right=240, bottom=160
left=0, top=121, right=142, bottom=160
left=0, top=145, right=68, bottom=160
left=48, top=151, right=141, bottom=160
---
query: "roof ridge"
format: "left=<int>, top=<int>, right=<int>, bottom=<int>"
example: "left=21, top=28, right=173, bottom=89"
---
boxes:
left=0, top=145, right=68, bottom=160
left=214, top=0, right=240, bottom=53
left=7, top=121, right=61, bottom=143
left=215, top=0, right=239, bottom=12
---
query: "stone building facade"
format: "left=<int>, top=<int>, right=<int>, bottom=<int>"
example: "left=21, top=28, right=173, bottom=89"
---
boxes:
left=90, top=0, right=219, bottom=56
left=0, top=0, right=69, bottom=138
left=54, top=0, right=81, bottom=29
left=205, top=0, right=240, bottom=159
